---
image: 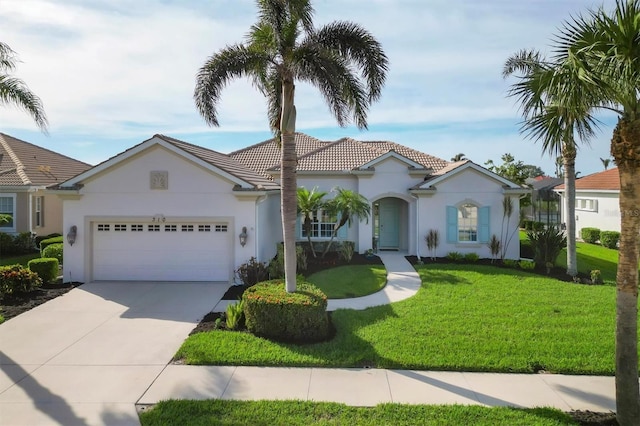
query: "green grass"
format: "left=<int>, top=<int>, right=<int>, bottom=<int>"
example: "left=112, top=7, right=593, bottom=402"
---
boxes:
left=175, top=263, right=618, bottom=375
left=0, top=252, right=40, bottom=267
left=306, top=265, right=387, bottom=298
left=139, top=400, right=578, bottom=426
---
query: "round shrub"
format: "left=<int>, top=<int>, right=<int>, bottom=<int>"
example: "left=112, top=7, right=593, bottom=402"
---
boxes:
left=0, top=264, right=42, bottom=296
left=242, top=279, right=329, bottom=343
left=28, top=258, right=59, bottom=284
left=40, top=236, right=63, bottom=253
left=580, top=227, right=600, bottom=244
left=42, top=243, right=63, bottom=264
left=600, top=231, right=620, bottom=249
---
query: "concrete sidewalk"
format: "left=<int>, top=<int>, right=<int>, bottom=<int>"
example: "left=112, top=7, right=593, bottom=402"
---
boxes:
left=138, top=365, right=616, bottom=412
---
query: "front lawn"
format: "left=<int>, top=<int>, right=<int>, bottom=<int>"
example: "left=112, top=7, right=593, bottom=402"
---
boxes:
left=306, top=264, right=387, bottom=298
left=175, top=263, right=618, bottom=375
left=139, top=400, right=577, bottom=426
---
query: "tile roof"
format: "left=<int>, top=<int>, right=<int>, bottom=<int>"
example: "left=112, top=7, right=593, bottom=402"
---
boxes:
left=555, top=167, right=620, bottom=191
left=0, top=133, right=91, bottom=187
left=155, top=135, right=280, bottom=190
left=229, top=133, right=329, bottom=177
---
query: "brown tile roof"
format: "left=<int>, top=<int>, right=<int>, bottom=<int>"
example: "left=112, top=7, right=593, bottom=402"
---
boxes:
left=0, top=133, right=91, bottom=187
left=229, top=133, right=329, bottom=177
left=555, top=167, right=620, bottom=191
left=358, top=140, right=450, bottom=171
left=156, top=135, right=280, bottom=190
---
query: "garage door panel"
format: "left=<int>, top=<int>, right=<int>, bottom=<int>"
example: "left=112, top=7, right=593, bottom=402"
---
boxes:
left=92, top=222, right=231, bottom=281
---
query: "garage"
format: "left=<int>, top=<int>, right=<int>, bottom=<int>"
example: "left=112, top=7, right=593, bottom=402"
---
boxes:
left=92, top=221, right=232, bottom=281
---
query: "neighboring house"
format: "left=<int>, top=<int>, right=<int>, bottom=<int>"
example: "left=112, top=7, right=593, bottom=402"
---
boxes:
left=0, top=133, right=90, bottom=237
left=555, top=167, right=621, bottom=235
left=523, top=176, right=563, bottom=226
left=54, top=133, right=526, bottom=283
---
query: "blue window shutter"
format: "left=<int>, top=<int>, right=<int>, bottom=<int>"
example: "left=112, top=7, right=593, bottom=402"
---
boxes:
left=446, top=206, right=458, bottom=243
left=478, top=206, right=490, bottom=243
left=337, top=213, right=348, bottom=239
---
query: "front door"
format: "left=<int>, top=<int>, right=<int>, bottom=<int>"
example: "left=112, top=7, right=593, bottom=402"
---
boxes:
left=378, top=199, right=400, bottom=249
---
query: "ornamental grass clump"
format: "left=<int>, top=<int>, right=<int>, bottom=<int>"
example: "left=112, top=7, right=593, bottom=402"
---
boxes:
left=242, top=279, right=329, bottom=343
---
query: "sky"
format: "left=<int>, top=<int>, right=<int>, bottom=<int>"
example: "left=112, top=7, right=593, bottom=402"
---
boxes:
left=0, top=0, right=619, bottom=176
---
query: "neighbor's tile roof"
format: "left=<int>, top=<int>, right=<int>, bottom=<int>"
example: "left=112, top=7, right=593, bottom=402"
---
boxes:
left=156, top=135, right=280, bottom=190
left=0, top=133, right=91, bottom=187
left=229, top=133, right=329, bottom=177
left=555, top=167, right=620, bottom=191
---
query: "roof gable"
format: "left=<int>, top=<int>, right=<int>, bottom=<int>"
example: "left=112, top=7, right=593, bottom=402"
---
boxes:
left=60, top=135, right=278, bottom=191
left=413, top=160, right=524, bottom=190
left=0, top=133, right=90, bottom=187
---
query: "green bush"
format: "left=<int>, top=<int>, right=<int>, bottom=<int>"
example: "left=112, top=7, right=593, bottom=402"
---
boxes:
left=35, top=233, right=61, bottom=247
left=27, top=258, right=59, bottom=284
left=0, top=264, right=42, bottom=296
left=599, top=231, right=620, bottom=249
left=527, top=227, right=567, bottom=272
left=518, top=260, right=536, bottom=270
left=42, top=243, right=63, bottom=264
left=225, top=300, right=245, bottom=330
left=268, top=244, right=307, bottom=278
left=242, top=279, right=329, bottom=343
left=503, top=259, right=519, bottom=268
left=0, top=232, right=37, bottom=256
left=40, top=236, right=63, bottom=253
left=581, top=227, right=600, bottom=244
left=446, top=251, right=463, bottom=262
left=463, top=252, right=479, bottom=263
left=235, top=257, right=269, bottom=287
left=532, top=221, right=545, bottom=231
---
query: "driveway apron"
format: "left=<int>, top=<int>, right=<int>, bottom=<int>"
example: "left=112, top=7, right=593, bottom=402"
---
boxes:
left=0, top=281, right=226, bottom=426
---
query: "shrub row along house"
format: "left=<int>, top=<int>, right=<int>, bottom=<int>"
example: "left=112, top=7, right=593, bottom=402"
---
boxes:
left=47, top=133, right=526, bottom=283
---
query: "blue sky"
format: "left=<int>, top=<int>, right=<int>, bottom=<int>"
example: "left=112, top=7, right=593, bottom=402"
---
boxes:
left=0, top=0, right=618, bottom=176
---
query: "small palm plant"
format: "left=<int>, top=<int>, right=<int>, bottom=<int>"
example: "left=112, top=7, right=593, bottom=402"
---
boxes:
left=321, top=188, right=370, bottom=257
left=425, top=229, right=439, bottom=260
left=488, top=234, right=501, bottom=263
left=297, top=187, right=327, bottom=258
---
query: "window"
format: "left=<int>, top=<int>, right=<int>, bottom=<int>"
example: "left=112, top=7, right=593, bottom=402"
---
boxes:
left=181, top=225, right=194, bottom=232
left=114, top=224, right=127, bottom=232
left=131, top=224, right=144, bottom=232
left=198, top=224, right=211, bottom=232
left=97, top=224, right=110, bottom=231
left=457, top=204, right=478, bottom=242
left=300, top=210, right=337, bottom=238
left=165, top=224, right=177, bottom=232
left=0, top=195, right=15, bottom=229
left=447, top=204, right=490, bottom=244
left=576, top=198, right=598, bottom=212
left=148, top=224, right=160, bottom=232
left=215, top=224, right=228, bottom=232
left=35, top=196, right=44, bottom=227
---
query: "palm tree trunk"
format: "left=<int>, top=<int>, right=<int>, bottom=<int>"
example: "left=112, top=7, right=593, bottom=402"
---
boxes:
left=563, top=141, right=577, bottom=277
left=611, top=119, right=640, bottom=426
left=280, top=79, right=297, bottom=293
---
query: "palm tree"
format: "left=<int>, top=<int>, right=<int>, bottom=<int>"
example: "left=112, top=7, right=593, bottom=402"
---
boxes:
left=296, top=186, right=327, bottom=258
left=450, top=153, right=466, bottom=162
left=321, top=187, right=370, bottom=257
left=600, top=157, right=612, bottom=170
left=503, top=50, right=597, bottom=279
left=0, top=42, right=48, bottom=132
left=194, top=0, right=388, bottom=292
left=535, top=1, right=640, bottom=423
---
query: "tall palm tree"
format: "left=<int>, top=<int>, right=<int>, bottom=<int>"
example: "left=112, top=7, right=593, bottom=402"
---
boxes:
left=0, top=42, right=48, bottom=132
left=194, top=0, right=388, bottom=292
left=537, top=1, right=640, bottom=423
left=600, top=157, right=612, bottom=170
left=450, top=153, right=466, bottom=162
left=503, top=50, right=597, bottom=279
left=296, top=186, right=327, bottom=258
left=321, top=187, right=370, bottom=257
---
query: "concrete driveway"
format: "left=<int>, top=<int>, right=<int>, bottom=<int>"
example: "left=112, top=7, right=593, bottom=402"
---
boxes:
left=0, top=281, right=227, bottom=426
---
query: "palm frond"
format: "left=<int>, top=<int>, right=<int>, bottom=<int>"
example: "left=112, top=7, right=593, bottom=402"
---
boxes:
left=0, top=42, right=17, bottom=72
left=0, top=75, right=48, bottom=133
left=502, top=49, right=546, bottom=78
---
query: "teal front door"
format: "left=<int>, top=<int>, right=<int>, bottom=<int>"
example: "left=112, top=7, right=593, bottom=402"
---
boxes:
left=378, top=199, right=400, bottom=249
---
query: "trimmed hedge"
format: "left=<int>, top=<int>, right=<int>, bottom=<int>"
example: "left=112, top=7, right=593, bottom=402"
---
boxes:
left=40, top=236, right=63, bottom=253
left=520, top=220, right=545, bottom=231
left=28, top=258, right=59, bottom=284
left=0, top=232, right=37, bottom=256
left=0, top=264, right=42, bottom=296
left=600, top=231, right=620, bottom=249
left=42, top=243, right=63, bottom=264
left=242, top=279, right=329, bottom=343
left=581, top=227, right=600, bottom=244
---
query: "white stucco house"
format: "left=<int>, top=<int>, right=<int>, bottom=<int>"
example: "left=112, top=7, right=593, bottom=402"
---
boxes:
left=53, top=133, right=526, bottom=283
left=555, top=167, right=621, bottom=235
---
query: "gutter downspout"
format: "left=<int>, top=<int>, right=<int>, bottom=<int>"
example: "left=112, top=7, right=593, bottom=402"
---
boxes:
left=255, top=194, right=268, bottom=262
left=411, top=193, right=420, bottom=261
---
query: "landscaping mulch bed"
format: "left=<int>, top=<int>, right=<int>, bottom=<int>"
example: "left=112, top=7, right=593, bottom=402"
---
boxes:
left=0, top=282, right=83, bottom=321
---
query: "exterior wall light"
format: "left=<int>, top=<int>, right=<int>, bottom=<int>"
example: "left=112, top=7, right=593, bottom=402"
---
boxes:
left=239, top=226, right=248, bottom=247
left=67, top=225, right=77, bottom=246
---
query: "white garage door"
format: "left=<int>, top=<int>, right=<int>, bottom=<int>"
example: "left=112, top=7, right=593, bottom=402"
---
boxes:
left=92, top=221, right=231, bottom=281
